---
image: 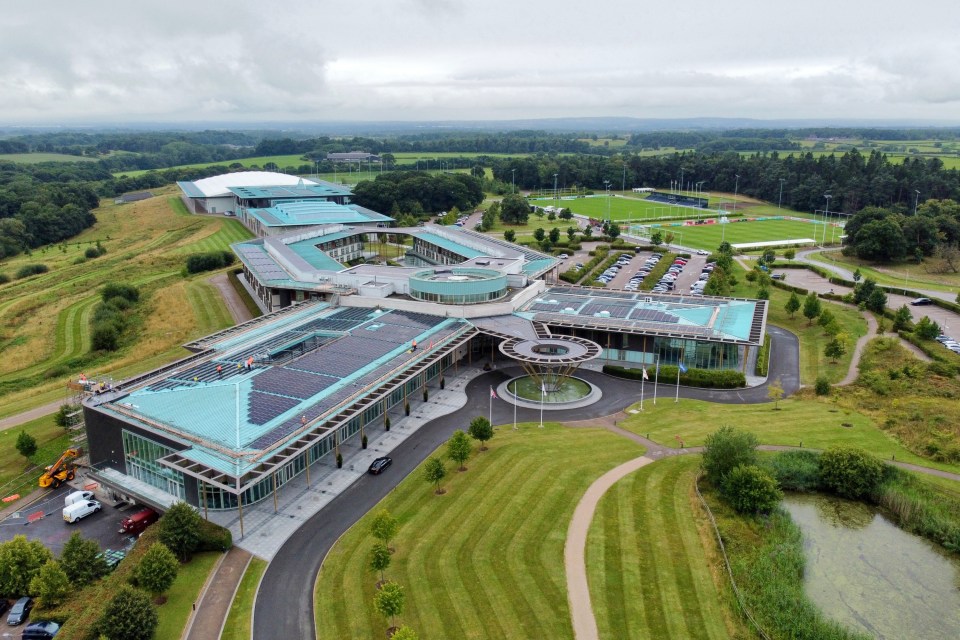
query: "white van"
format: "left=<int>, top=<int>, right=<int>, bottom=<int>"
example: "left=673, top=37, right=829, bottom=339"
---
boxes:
left=63, top=500, right=101, bottom=524
left=64, top=490, right=95, bottom=506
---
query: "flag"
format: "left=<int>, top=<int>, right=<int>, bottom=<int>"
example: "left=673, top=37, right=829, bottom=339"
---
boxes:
left=541, top=382, right=547, bottom=394
left=679, top=363, right=688, bottom=373
left=490, top=387, right=497, bottom=399
left=642, top=367, right=649, bottom=381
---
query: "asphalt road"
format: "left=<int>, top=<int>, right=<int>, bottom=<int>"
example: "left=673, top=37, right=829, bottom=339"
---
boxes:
left=254, top=328, right=798, bottom=639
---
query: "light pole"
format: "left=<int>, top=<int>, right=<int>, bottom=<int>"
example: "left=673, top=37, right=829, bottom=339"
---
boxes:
left=823, top=194, right=832, bottom=247
left=511, top=169, right=516, bottom=194
left=733, top=174, right=740, bottom=214
left=914, top=189, right=921, bottom=215
left=680, top=168, right=685, bottom=196
left=622, top=164, right=626, bottom=192
left=778, top=178, right=785, bottom=210
left=553, top=173, right=559, bottom=209
left=604, top=180, right=611, bottom=223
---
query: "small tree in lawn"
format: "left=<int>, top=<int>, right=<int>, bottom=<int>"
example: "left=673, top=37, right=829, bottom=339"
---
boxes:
left=504, top=230, right=516, bottom=243
left=802, top=292, right=822, bottom=325
left=784, top=249, right=796, bottom=260
left=29, top=560, right=70, bottom=609
left=915, top=316, right=941, bottom=340
left=15, top=431, right=37, bottom=460
left=892, top=305, right=912, bottom=331
left=97, top=585, right=158, bottom=640
left=468, top=416, right=493, bottom=451
left=370, top=542, right=391, bottom=585
left=582, top=226, right=593, bottom=239
left=391, top=626, right=419, bottom=640
left=817, top=308, right=835, bottom=332
left=158, top=501, right=202, bottom=562
left=533, top=228, right=546, bottom=243
left=650, top=231, right=663, bottom=246
left=424, top=458, right=446, bottom=494
left=374, top=581, right=405, bottom=634
left=702, top=426, right=759, bottom=487
left=824, top=336, right=847, bottom=363
left=767, top=377, right=784, bottom=409
left=60, top=532, right=109, bottom=587
left=852, top=268, right=862, bottom=283
left=370, top=509, right=398, bottom=551
left=784, top=292, right=801, bottom=318
left=0, top=535, right=52, bottom=596
left=447, top=430, right=472, bottom=471
left=135, top=543, right=179, bottom=601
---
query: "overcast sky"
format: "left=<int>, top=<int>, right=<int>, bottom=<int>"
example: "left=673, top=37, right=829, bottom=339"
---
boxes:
left=2, top=0, right=959, bottom=125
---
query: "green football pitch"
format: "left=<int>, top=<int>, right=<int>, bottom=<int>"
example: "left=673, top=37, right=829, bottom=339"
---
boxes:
left=632, top=218, right=838, bottom=251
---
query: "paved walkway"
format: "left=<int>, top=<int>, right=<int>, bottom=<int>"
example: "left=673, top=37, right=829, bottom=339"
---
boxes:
left=0, top=400, right=63, bottom=432
left=209, top=273, right=254, bottom=325
left=184, top=547, right=252, bottom=640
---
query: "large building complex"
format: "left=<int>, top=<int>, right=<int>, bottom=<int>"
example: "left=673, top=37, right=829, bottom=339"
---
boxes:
left=84, top=172, right=768, bottom=514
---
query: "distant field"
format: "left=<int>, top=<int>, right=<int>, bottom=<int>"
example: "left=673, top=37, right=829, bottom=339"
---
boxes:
left=0, top=152, right=99, bottom=163
left=529, top=194, right=759, bottom=223
left=641, top=217, right=838, bottom=250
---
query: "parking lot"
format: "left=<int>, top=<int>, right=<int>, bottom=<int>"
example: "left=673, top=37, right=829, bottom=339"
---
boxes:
left=593, top=250, right=710, bottom=294
left=0, top=485, right=138, bottom=556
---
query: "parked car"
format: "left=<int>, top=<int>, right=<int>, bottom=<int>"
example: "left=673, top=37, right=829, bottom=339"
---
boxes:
left=558, top=253, right=568, bottom=260
left=7, top=597, right=32, bottom=625
left=119, top=507, right=159, bottom=535
left=62, top=500, right=100, bottom=524
left=696, top=249, right=709, bottom=255
left=771, top=273, right=786, bottom=280
left=910, top=297, right=933, bottom=306
left=21, top=621, right=60, bottom=639
left=368, top=457, right=392, bottom=475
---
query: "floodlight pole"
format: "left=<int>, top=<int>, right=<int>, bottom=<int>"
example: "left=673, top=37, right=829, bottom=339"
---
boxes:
left=554, top=173, right=559, bottom=209
left=914, top=189, right=921, bottom=215
left=778, top=178, right=785, bottom=209
left=733, top=174, right=740, bottom=214
left=823, top=194, right=832, bottom=247
left=604, top=180, right=611, bottom=223
left=511, top=169, right=516, bottom=194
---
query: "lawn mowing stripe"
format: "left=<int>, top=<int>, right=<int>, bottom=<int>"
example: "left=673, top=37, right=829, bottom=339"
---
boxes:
left=588, top=475, right=627, bottom=638
left=636, top=463, right=671, bottom=636
left=616, top=471, right=646, bottom=639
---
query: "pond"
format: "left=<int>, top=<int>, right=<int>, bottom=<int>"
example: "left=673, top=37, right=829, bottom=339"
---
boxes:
left=783, top=494, right=960, bottom=640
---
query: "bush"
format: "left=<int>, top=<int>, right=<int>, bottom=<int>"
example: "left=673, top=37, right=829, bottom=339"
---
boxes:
left=133, top=543, right=178, bottom=596
left=15, top=263, right=48, bottom=279
left=0, top=273, right=10, bottom=284
left=158, top=502, right=202, bottom=562
left=603, top=364, right=746, bottom=389
left=96, top=585, right=158, bottom=640
left=818, top=446, right=885, bottom=499
left=814, top=376, right=831, bottom=396
left=722, top=464, right=783, bottom=514
left=755, top=334, right=771, bottom=376
left=702, top=426, right=759, bottom=486
left=101, top=283, right=139, bottom=303
left=770, top=450, right=822, bottom=492
left=91, top=324, right=120, bottom=351
left=196, top=518, right=232, bottom=553
left=16, top=430, right=37, bottom=459
left=186, top=250, right=236, bottom=274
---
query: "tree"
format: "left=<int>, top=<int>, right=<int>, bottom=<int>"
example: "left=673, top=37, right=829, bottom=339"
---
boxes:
left=824, top=336, right=848, bottom=363
left=767, top=377, right=784, bottom=409
left=582, top=226, right=593, bottom=239
left=802, top=292, right=822, bottom=325
left=374, top=581, right=405, bottom=631
left=853, top=217, right=907, bottom=262
left=784, top=292, right=801, bottom=318
left=566, top=226, right=577, bottom=241
left=158, top=501, right=202, bottom=562
left=468, top=416, right=493, bottom=451
left=818, top=446, right=885, bottom=499
left=0, top=535, right=52, bottom=597
left=866, top=288, right=887, bottom=314
left=135, top=543, right=179, bottom=597
left=722, top=465, right=783, bottom=514
left=533, top=227, right=546, bottom=243
left=29, top=560, right=70, bottom=609
left=447, top=430, right=472, bottom=471
left=853, top=277, right=878, bottom=305
left=559, top=208, right=573, bottom=220
left=757, top=287, right=770, bottom=300
left=817, top=308, right=835, bottom=329
left=424, top=458, right=446, bottom=494
left=15, top=431, right=37, bottom=460
left=892, top=305, right=913, bottom=331
left=702, top=426, right=759, bottom=486
left=97, top=585, right=158, bottom=640
left=370, top=542, right=391, bottom=583
left=915, top=316, right=941, bottom=340
left=664, top=231, right=675, bottom=245
left=503, top=229, right=516, bottom=243
left=760, top=249, right=776, bottom=264
left=650, top=231, right=663, bottom=246
left=59, top=532, right=109, bottom=587
left=608, top=223, right=621, bottom=240
left=391, top=626, right=420, bottom=640
left=499, top=195, right=530, bottom=225
left=783, top=249, right=796, bottom=260
left=370, top=509, right=399, bottom=550
left=548, top=227, right=561, bottom=244
left=852, top=268, right=862, bottom=283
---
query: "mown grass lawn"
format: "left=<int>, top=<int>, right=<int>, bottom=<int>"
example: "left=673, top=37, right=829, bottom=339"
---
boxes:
left=222, top=557, right=268, bottom=640
left=314, top=423, right=645, bottom=640
left=0, top=413, right=73, bottom=505
left=618, top=397, right=960, bottom=474
left=155, top=552, right=222, bottom=640
left=587, top=455, right=743, bottom=640
left=808, top=250, right=960, bottom=293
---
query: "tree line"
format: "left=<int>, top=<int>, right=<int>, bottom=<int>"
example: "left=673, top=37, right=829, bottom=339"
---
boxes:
left=351, top=172, right=484, bottom=215
left=843, top=199, right=960, bottom=264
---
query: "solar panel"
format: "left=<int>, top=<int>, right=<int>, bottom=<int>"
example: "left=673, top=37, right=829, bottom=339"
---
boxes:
left=581, top=303, right=632, bottom=318
left=247, top=392, right=301, bottom=425
left=629, top=309, right=679, bottom=323
left=252, top=368, right=338, bottom=399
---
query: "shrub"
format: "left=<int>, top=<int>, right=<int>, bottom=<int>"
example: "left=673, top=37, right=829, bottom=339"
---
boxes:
left=722, top=464, right=783, bottom=514
left=0, top=273, right=10, bottom=284
left=0, top=535, right=52, bottom=597
left=15, top=263, right=48, bottom=279
left=755, top=334, right=771, bottom=376
left=91, top=324, right=120, bottom=351
left=814, top=376, right=831, bottom=396
left=15, top=430, right=37, bottom=459
left=196, top=518, right=232, bottom=553
left=84, top=247, right=101, bottom=259
left=770, top=450, right=821, bottom=492
left=158, top=502, right=202, bottom=562
left=30, top=560, right=71, bottom=609
left=702, top=426, right=759, bottom=486
left=101, top=283, right=139, bottom=303
left=603, top=364, right=745, bottom=389
left=818, top=446, right=885, bottom=499
left=134, top=543, right=178, bottom=596
left=186, top=250, right=236, bottom=274
left=96, top=585, right=158, bottom=640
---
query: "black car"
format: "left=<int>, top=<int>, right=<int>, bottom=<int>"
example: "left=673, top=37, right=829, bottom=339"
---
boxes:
left=21, top=621, right=60, bottom=639
left=910, top=297, right=933, bottom=306
left=368, top=457, right=392, bottom=475
left=7, top=596, right=32, bottom=625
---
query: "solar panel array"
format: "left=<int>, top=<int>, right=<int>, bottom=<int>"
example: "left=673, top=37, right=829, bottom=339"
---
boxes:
left=628, top=308, right=679, bottom=324
left=236, top=245, right=289, bottom=281
left=247, top=392, right=302, bottom=425
left=146, top=360, right=245, bottom=391
left=580, top=303, right=633, bottom=318
left=252, top=368, right=338, bottom=399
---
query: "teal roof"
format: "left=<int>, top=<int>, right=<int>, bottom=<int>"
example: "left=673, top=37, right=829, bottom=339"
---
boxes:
left=228, top=183, right=352, bottom=200
left=416, top=232, right=486, bottom=259
left=288, top=240, right=348, bottom=271
left=247, top=201, right=391, bottom=228
left=176, top=181, right=205, bottom=198
left=522, top=258, right=557, bottom=276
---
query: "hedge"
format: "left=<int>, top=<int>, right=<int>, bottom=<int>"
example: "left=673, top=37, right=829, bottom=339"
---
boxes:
left=898, top=330, right=960, bottom=369
left=583, top=251, right=631, bottom=287
left=15, top=263, right=48, bottom=279
left=186, top=250, right=237, bottom=274
left=603, top=364, right=746, bottom=388
left=638, top=251, right=678, bottom=290
left=756, top=333, right=771, bottom=377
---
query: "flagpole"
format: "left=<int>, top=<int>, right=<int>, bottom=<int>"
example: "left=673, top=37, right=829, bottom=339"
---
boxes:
left=512, top=380, right=517, bottom=430
left=489, top=385, right=492, bottom=426
left=640, top=369, right=645, bottom=411
left=675, top=363, right=681, bottom=403
left=653, top=356, right=660, bottom=405
left=539, top=381, right=544, bottom=428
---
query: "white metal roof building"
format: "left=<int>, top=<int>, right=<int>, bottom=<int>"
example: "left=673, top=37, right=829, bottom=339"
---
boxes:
left=177, top=172, right=321, bottom=215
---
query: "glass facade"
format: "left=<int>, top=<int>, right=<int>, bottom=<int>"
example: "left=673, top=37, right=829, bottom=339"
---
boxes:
left=409, top=269, right=508, bottom=305
left=122, top=430, right=185, bottom=500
